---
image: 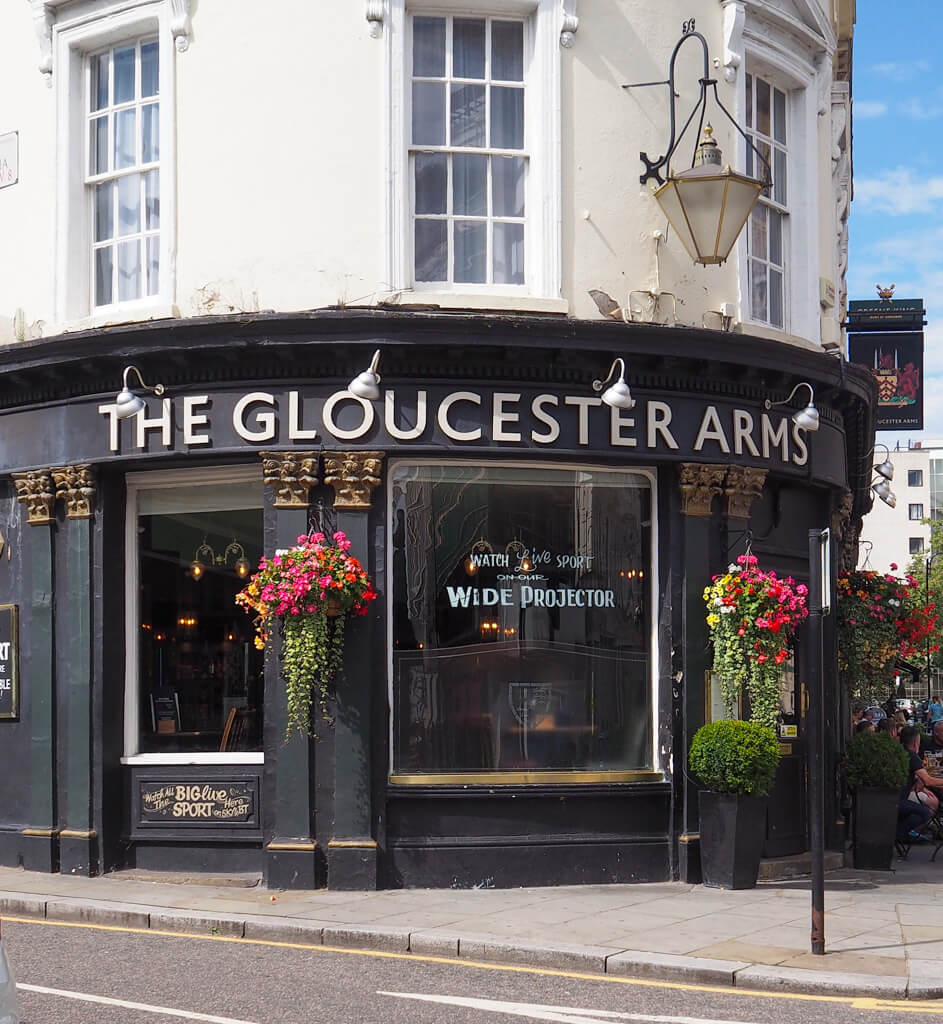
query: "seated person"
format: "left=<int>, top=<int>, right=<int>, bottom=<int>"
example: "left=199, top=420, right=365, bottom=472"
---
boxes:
left=921, top=720, right=943, bottom=756
left=899, top=726, right=943, bottom=840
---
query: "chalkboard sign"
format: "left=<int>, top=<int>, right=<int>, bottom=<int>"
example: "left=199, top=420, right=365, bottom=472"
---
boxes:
left=139, top=780, right=258, bottom=825
left=0, top=605, right=18, bottom=720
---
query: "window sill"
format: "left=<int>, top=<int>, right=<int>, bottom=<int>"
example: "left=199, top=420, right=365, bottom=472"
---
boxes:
left=55, top=301, right=180, bottom=336
left=122, top=753, right=264, bottom=766
left=380, top=292, right=569, bottom=316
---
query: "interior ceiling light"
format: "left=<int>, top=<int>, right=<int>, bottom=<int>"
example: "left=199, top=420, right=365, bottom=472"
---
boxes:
left=115, top=365, right=165, bottom=420
left=592, top=357, right=635, bottom=410
left=764, top=382, right=819, bottom=432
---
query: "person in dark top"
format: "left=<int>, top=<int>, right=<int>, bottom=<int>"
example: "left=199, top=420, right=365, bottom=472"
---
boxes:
left=899, top=726, right=943, bottom=840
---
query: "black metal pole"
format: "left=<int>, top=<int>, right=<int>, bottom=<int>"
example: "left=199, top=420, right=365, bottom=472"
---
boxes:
left=808, top=529, right=825, bottom=955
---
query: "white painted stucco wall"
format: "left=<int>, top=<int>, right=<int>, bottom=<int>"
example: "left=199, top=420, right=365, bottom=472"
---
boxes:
left=0, top=0, right=852, bottom=348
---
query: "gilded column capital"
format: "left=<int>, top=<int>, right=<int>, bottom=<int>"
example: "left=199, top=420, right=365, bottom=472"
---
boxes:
left=324, top=452, right=385, bottom=510
left=51, top=464, right=96, bottom=519
left=12, top=469, right=55, bottom=525
left=724, top=466, right=767, bottom=521
left=679, top=464, right=726, bottom=518
left=260, top=452, right=320, bottom=509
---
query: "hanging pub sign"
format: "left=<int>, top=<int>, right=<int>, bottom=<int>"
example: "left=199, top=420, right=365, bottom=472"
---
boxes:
left=0, top=605, right=18, bottom=720
left=847, top=296, right=926, bottom=432
left=847, top=331, right=924, bottom=431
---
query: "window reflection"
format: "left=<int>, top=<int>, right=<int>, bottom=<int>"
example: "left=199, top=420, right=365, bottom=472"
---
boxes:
left=391, top=465, right=652, bottom=775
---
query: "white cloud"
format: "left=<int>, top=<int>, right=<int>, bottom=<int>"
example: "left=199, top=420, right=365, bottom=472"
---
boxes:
left=900, top=97, right=943, bottom=120
left=854, top=168, right=943, bottom=214
left=854, top=100, right=887, bottom=119
left=871, top=59, right=930, bottom=81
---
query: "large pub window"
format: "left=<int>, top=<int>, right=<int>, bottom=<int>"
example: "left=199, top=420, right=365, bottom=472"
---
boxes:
left=390, top=463, right=654, bottom=779
left=126, top=468, right=264, bottom=757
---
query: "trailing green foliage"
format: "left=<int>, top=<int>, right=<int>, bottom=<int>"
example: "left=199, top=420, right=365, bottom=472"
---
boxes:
left=688, top=720, right=781, bottom=797
left=844, top=731, right=909, bottom=789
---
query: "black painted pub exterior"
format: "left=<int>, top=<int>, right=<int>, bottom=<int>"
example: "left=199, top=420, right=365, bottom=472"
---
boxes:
left=0, top=310, right=876, bottom=889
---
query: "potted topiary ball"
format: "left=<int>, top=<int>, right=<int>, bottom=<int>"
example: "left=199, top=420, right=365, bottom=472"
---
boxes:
left=689, top=720, right=781, bottom=889
left=844, top=731, right=909, bottom=870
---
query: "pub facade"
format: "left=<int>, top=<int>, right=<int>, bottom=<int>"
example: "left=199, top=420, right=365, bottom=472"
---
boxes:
left=0, top=0, right=865, bottom=888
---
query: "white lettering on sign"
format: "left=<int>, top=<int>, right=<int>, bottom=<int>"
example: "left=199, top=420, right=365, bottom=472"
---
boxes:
left=445, top=585, right=615, bottom=609
left=233, top=393, right=276, bottom=442
left=183, top=395, right=211, bottom=446
left=322, top=390, right=374, bottom=440
left=530, top=395, right=560, bottom=444
left=96, top=389, right=815, bottom=467
left=288, top=390, right=318, bottom=441
left=0, top=133, right=17, bottom=189
left=385, top=390, right=427, bottom=440
left=438, top=392, right=482, bottom=441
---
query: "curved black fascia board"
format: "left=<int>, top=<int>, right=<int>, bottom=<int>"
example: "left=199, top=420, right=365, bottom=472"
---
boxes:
left=0, top=309, right=876, bottom=509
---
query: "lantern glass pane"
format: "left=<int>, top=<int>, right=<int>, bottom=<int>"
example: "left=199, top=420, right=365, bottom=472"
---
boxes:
left=653, top=182, right=698, bottom=262
left=675, top=176, right=727, bottom=260
left=716, top=178, right=763, bottom=263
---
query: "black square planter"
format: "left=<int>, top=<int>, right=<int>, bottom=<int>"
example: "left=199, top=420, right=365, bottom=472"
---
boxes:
left=698, top=791, right=767, bottom=889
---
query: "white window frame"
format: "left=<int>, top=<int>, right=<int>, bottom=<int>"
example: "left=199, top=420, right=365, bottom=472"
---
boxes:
left=122, top=466, right=264, bottom=766
left=910, top=503, right=925, bottom=522
left=53, top=0, right=178, bottom=330
left=385, top=458, right=660, bottom=781
left=384, top=0, right=564, bottom=311
left=737, top=45, right=818, bottom=341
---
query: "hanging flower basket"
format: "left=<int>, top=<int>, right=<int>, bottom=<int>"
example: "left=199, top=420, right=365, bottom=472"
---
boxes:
left=837, top=565, right=938, bottom=700
left=236, top=531, right=377, bottom=737
left=704, top=554, right=809, bottom=730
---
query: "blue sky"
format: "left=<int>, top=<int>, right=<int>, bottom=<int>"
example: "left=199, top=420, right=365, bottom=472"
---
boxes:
left=848, top=2, right=943, bottom=444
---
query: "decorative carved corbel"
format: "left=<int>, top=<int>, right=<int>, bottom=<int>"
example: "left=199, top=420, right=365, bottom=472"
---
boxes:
left=30, top=1, right=54, bottom=85
left=51, top=464, right=96, bottom=519
left=168, top=0, right=193, bottom=51
left=12, top=469, right=55, bottom=525
left=721, top=1, right=745, bottom=83
left=324, top=452, right=385, bottom=510
left=366, top=0, right=384, bottom=37
left=561, top=0, right=579, bottom=47
left=724, top=466, right=767, bottom=521
left=679, top=464, right=726, bottom=518
left=260, top=452, right=320, bottom=509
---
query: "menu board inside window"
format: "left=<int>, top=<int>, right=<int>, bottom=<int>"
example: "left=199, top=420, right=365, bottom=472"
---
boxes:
left=390, top=464, right=653, bottom=774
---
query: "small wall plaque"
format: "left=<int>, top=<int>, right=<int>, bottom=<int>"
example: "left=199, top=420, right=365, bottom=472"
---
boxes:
left=0, top=605, right=18, bottom=720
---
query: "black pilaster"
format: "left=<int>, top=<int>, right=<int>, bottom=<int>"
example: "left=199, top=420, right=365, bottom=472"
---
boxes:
left=677, top=464, right=726, bottom=884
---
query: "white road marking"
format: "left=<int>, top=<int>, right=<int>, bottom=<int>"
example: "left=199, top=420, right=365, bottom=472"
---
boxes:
left=379, top=990, right=759, bottom=1024
left=18, top=982, right=259, bottom=1024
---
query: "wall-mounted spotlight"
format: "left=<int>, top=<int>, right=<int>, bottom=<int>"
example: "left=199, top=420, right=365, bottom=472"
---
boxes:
left=116, top=365, right=165, bottom=420
left=864, top=442, right=894, bottom=482
left=764, top=382, right=819, bottom=432
left=592, top=358, right=635, bottom=410
left=348, top=349, right=382, bottom=400
left=872, top=477, right=897, bottom=508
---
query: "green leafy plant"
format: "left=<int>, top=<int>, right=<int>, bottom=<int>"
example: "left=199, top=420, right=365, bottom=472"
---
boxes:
left=837, top=567, right=938, bottom=701
left=688, top=720, right=781, bottom=797
left=844, top=731, right=909, bottom=789
left=236, top=531, right=377, bottom=737
left=704, top=555, right=809, bottom=729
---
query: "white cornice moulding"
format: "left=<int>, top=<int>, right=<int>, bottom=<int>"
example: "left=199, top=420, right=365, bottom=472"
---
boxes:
left=561, top=0, right=578, bottom=47
left=29, top=0, right=192, bottom=81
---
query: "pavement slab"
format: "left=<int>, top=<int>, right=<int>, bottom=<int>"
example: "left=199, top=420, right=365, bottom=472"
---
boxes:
left=1, top=859, right=943, bottom=1000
